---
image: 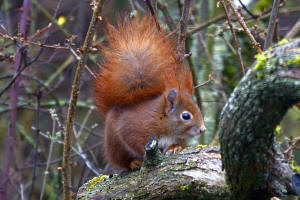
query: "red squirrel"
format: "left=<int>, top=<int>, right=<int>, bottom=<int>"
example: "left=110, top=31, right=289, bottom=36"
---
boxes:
left=94, top=15, right=206, bottom=170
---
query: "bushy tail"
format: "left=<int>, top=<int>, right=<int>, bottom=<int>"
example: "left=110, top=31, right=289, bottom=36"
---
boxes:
left=94, top=15, right=193, bottom=116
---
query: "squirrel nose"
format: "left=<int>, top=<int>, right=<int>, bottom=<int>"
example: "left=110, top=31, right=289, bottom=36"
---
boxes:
left=200, top=125, right=206, bottom=134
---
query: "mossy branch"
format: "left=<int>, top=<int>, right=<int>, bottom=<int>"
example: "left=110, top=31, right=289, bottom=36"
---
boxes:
left=76, top=146, right=230, bottom=200
left=63, top=1, right=105, bottom=199
left=219, top=39, right=300, bottom=199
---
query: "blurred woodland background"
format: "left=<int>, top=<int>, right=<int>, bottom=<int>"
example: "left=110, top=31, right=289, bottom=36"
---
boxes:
left=0, top=0, right=299, bottom=199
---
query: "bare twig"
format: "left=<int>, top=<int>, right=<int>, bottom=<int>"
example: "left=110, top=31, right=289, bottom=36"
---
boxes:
left=27, top=22, right=52, bottom=40
left=27, top=90, right=42, bottom=200
left=128, top=0, right=135, bottom=11
left=177, top=0, right=191, bottom=58
left=84, top=65, right=97, bottom=79
left=221, top=0, right=245, bottom=76
left=145, top=0, right=160, bottom=30
left=0, top=0, right=65, bottom=98
left=0, top=32, right=69, bottom=49
left=194, top=74, right=214, bottom=88
left=39, top=110, right=56, bottom=200
left=157, top=2, right=176, bottom=31
left=285, top=19, right=300, bottom=39
left=188, top=5, right=299, bottom=36
left=238, top=0, right=258, bottom=19
left=198, top=33, right=228, bottom=102
left=264, top=0, right=280, bottom=50
left=188, top=15, right=226, bottom=35
left=62, top=0, right=105, bottom=199
left=285, top=136, right=300, bottom=160
left=226, top=0, right=262, bottom=53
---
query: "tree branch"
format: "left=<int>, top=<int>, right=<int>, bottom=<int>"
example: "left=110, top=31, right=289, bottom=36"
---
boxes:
left=221, top=0, right=246, bottom=76
left=177, top=0, right=191, bottom=58
left=264, top=0, right=280, bottom=50
left=76, top=146, right=230, bottom=199
left=226, top=0, right=262, bottom=53
left=285, top=18, right=300, bottom=39
left=62, top=0, right=105, bottom=199
left=219, top=39, right=300, bottom=199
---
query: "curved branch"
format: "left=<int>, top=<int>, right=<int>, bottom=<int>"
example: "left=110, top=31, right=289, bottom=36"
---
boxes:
left=219, top=39, right=300, bottom=199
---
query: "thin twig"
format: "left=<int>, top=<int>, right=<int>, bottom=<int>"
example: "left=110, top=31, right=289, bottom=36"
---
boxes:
left=188, top=15, right=226, bottom=35
left=226, top=0, right=262, bottom=53
left=285, top=19, right=300, bottom=39
left=177, top=0, right=191, bottom=58
left=145, top=0, right=160, bottom=30
left=194, top=74, right=214, bottom=88
left=128, top=0, right=135, bottom=11
left=0, top=0, right=64, bottom=98
left=157, top=2, right=176, bottom=31
left=27, top=90, right=42, bottom=200
left=238, top=0, right=258, bottom=19
left=39, top=111, right=56, bottom=200
left=20, top=184, right=24, bottom=200
left=0, top=32, right=69, bottom=50
left=285, top=136, right=300, bottom=160
left=27, top=22, right=52, bottom=40
left=84, top=65, right=97, bottom=79
left=221, top=0, right=245, bottom=75
left=198, top=33, right=228, bottom=102
left=62, top=0, right=105, bottom=199
left=264, top=0, right=280, bottom=50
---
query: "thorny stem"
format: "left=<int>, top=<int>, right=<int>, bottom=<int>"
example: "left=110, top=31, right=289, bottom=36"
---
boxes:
left=62, top=0, right=105, bottom=199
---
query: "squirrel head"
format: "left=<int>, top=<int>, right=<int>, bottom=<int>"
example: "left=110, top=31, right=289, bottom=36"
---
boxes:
left=163, top=88, right=206, bottom=138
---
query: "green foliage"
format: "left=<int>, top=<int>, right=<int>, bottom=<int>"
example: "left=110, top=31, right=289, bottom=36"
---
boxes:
left=254, top=0, right=273, bottom=12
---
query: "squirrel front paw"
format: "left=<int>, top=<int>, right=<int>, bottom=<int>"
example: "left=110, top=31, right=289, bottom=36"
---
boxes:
left=165, top=145, right=183, bottom=156
left=129, top=158, right=143, bottom=170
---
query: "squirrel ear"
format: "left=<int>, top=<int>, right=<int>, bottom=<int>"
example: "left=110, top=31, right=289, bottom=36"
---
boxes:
left=166, top=88, right=178, bottom=113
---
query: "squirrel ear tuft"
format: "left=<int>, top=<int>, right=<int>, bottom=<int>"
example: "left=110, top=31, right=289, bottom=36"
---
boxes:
left=166, top=88, right=178, bottom=112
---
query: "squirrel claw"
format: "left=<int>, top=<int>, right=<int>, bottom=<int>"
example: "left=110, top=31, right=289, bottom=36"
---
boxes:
left=165, top=145, right=183, bottom=156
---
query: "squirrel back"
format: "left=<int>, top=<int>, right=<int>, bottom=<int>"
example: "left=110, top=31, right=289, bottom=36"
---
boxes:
left=94, top=15, right=193, bottom=116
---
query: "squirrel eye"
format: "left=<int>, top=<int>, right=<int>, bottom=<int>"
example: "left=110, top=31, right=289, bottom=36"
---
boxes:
left=180, top=111, right=193, bottom=121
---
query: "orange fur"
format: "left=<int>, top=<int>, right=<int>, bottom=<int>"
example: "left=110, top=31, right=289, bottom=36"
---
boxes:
left=94, top=15, right=193, bottom=116
left=94, top=15, right=205, bottom=170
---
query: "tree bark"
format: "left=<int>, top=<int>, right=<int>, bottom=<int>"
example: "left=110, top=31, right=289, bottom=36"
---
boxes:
left=77, top=146, right=230, bottom=200
left=220, top=38, right=300, bottom=199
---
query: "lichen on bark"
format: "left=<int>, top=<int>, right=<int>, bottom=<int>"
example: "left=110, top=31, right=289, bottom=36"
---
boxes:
left=76, top=146, right=230, bottom=200
left=219, top=39, right=300, bottom=199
